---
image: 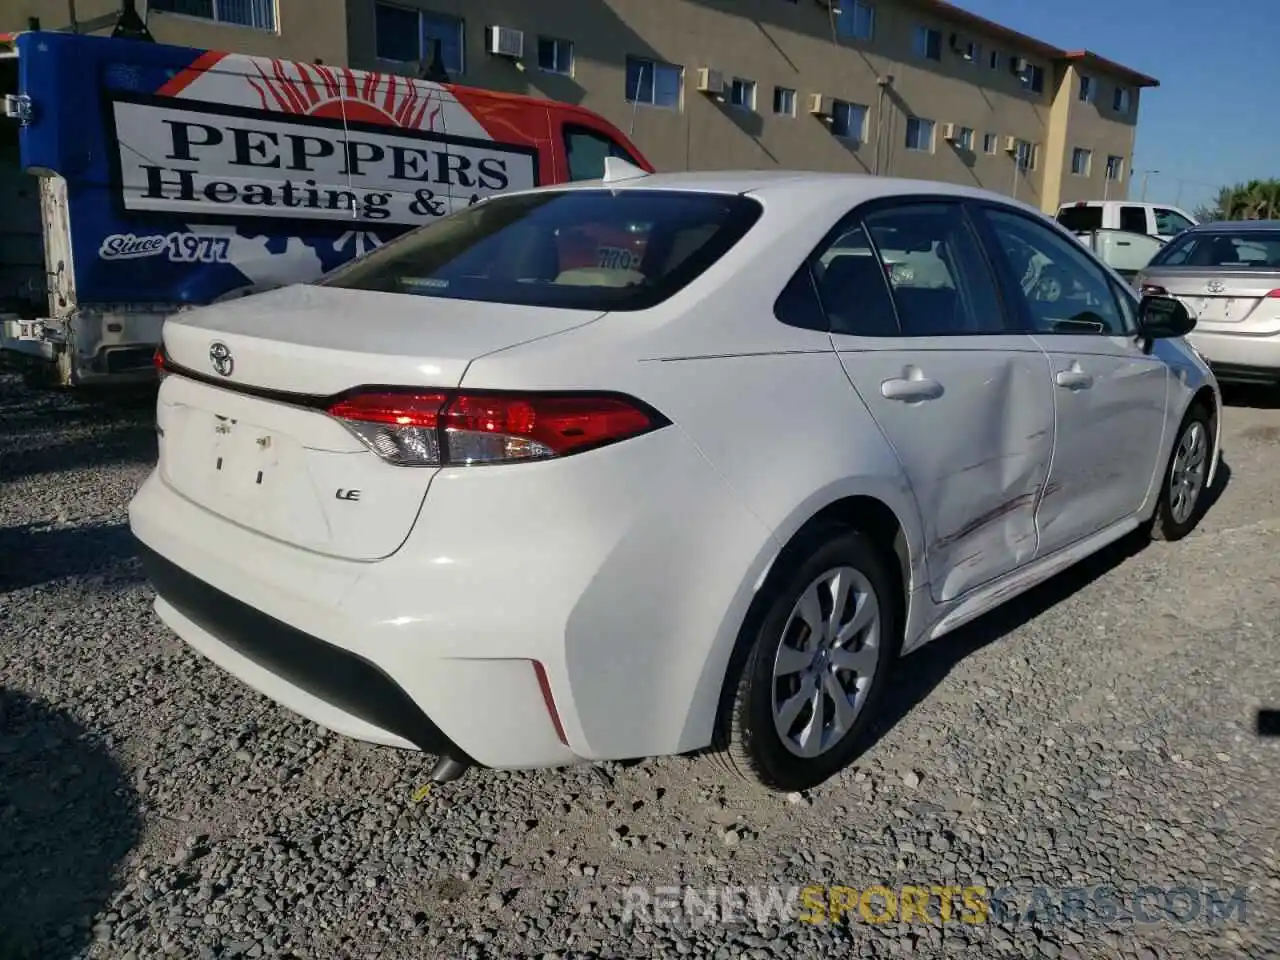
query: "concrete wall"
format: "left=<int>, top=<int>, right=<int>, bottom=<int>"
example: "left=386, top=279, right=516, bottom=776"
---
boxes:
left=3, top=1, right=349, bottom=65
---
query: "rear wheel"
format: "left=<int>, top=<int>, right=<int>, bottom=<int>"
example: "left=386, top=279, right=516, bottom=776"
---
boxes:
left=1149, top=403, right=1213, bottom=541
left=716, top=526, right=900, bottom=792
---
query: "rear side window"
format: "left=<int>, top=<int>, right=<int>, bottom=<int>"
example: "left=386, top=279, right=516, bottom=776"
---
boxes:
left=1150, top=230, right=1280, bottom=268
left=320, top=189, right=762, bottom=311
left=563, top=125, right=643, bottom=181
left=1056, top=205, right=1103, bottom=232
left=1119, top=205, right=1148, bottom=233
left=863, top=202, right=1008, bottom=335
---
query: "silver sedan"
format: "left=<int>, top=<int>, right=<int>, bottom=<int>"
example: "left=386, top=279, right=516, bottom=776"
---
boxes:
left=1136, top=220, right=1280, bottom=385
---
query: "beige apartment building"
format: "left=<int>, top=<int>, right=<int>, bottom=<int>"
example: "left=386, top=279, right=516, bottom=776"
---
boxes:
left=345, top=0, right=1157, bottom=214
left=2, top=0, right=1156, bottom=214
left=1, top=1, right=348, bottom=65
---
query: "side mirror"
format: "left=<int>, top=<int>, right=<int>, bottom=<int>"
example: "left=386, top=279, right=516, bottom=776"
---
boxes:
left=1137, top=294, right=1196, bottom=340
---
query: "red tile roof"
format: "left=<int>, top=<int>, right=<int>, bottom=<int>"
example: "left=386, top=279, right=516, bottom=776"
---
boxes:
left=915, top=0, right=1160, bottom=88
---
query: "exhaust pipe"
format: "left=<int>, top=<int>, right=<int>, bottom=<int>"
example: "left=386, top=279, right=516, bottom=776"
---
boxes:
left=427, top=755, right=470, bottom=784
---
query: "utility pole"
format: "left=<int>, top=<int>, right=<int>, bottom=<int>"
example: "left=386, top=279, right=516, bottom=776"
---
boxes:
left=1139, top=168, right=1159, bottom=202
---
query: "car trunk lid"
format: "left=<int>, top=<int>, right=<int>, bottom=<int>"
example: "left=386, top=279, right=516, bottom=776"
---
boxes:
left=1142, top=268, right=1280, bottom=325
left=157, top=284, right=604, bottom=560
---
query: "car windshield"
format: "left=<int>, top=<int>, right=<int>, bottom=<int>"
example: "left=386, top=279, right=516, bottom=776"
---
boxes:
left=1055, top=205, right=1103, bottom=233
left=1148, top=229, right=1280, bottom=268
left=319, top=189, right=763, bottom=311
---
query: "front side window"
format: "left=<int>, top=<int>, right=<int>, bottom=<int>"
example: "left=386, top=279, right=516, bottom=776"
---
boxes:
left=905, top=117, right=934, bottom=152
left=625, top=56, right=683, bottom=109
left=978, top=206, right=1129, bottom=336
left=1153, top=208, right=1195, bottom=237
left=375, top=4, right=464, bottom=75
left=563, top=126, right=643, bottom=182
left=320, top=190, right=762, bottom=312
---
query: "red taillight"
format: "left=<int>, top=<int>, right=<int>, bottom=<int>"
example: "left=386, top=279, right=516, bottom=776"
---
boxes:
left=153, top=344, right=170, bottom=379
left=1266, top=289, right=1280, bottom=299
left=327, top=389, right=665, bottom=466
left=1140, top=283, right=1168, bottom=296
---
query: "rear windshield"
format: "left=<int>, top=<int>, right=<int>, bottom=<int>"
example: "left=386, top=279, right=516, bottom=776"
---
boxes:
left=320, top=189, right=763, bottom=311
left=1055, top=205, right=1103, bottom=233
left=1148, top=230, right=1280, bottom=268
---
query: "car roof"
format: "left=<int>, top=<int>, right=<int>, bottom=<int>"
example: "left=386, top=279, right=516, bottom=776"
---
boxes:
left=1184, top=219, right=1280, bottom=234
left=538, top=169, right=1049, bottom=218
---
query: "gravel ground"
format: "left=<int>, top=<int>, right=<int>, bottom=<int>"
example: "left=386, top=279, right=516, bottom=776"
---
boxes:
left=1, top=370, right=1277, bottom=960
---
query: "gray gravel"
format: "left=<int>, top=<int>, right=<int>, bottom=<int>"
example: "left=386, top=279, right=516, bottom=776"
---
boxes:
left=1, top=370, right=1277, bottom=960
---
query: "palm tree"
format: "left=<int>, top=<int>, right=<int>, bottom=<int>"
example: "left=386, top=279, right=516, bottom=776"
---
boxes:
left=1214, top=179, right=1280, bottom=220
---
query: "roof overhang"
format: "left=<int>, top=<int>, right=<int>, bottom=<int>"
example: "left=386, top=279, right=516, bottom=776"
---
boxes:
left=913, top=1, right=1159, bottom=88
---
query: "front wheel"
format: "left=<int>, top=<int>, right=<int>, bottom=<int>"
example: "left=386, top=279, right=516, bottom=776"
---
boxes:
left=1149, top=404, right=1213, bottom=541
left=715, top=527, right=900, bottom=792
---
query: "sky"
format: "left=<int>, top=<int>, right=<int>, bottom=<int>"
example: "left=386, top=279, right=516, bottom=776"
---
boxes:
left=956, top=0, right=1276, bottom=213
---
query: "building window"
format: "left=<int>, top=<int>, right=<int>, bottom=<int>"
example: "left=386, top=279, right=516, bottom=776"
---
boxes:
left=955, top=126, right=975, bottom=151
left=1113, top=86, right=1131, bottom=113
left=375, top=4, right=464, bottom=75
left=966, top=41, right=983, bottom=66
left=1071, top=147, right=1092, bottom=176
left=831, top=100, right=868, bottom=141
left=1023, top=63, right=1045, bottom=94
left=537, top=37, right=573, bottom=75
left=836, top=0, right=875, bottom=41
left=905, top=116, right=934, bottom=152
left=1014, top=139, right=1035, bottom=170
left=773, top=86, right=796, bottom=117
left=983, top=132, right=998, bottom=154
left=625, top=56, right=682, bottom=109
left=729, top=77, right=757, bottom=111
left=1106, top=155, right=1124, bottom=182
left=989, top=49, right=1001, bottom=70
left=151, top=0, right=276, bottom=30
left=914, top=26, right=942, bottom=61
left=1078, top=74, right=1095, bottom=103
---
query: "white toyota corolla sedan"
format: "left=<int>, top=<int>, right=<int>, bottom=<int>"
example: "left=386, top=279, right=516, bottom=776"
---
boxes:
left=129, top=166, right=1221, bottom=792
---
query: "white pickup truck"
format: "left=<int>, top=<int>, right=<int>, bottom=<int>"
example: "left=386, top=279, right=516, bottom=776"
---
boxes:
left=1055, top=200, right=1198, bottom=240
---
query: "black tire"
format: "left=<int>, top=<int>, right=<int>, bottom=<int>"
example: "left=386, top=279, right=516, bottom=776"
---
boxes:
left=1149, top=403, right=1214, bottom=542
left=714, top=525, right=901, bottom=792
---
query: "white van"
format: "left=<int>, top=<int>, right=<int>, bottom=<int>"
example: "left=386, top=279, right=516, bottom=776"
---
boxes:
left=1056, top=201, right=1198, bottom=240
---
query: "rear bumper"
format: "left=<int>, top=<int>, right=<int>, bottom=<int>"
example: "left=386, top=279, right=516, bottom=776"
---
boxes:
left=1188, top=330, right=1280, bottom=382
left=136, top=540, right=471, bottom=761
left=128, top=420, right=776, bottom=769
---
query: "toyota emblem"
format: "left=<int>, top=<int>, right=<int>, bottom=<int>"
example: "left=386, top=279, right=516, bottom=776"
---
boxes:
left=209, top=341, right=234, bottom=377
left=1206, top=280, right=1225, bottom=294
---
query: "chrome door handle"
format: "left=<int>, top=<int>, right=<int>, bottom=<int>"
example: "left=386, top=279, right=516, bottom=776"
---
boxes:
left=1055, top=369, right=1094, bottom=389
left=881, top=376, right=944, bottom=401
